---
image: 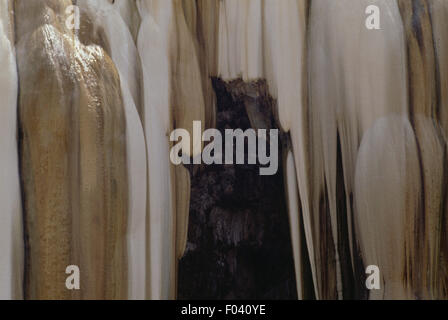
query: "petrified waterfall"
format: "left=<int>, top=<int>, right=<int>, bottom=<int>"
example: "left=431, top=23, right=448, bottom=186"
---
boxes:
left=0, top=0, right=447, bottom=300
left=15, top=0, right=129, bottom=299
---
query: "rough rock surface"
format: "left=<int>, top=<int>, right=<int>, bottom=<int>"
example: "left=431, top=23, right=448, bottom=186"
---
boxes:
left=178, top=78, right=298, bottom=299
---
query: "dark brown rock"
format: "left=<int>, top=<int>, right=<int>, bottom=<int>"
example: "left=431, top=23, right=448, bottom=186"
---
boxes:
left=178, top=78, right=298, bottom=300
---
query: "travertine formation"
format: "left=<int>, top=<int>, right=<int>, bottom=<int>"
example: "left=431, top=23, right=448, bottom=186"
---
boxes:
left=0, top=0, right=447, bottom=300
left=15, top=0, right=128, bottom=299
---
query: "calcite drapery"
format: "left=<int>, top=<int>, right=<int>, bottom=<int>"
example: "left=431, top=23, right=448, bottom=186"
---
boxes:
left=0, top=0, right=447, bottom=300
left=15, top=0, right=128, bottom=299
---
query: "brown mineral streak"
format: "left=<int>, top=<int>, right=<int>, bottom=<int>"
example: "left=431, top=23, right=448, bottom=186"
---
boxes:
left=398, top=0, right=447, bottom=298
left=171, top=0, right=205, bottom=297
left=15, top=0, right=128, bottom=299
left=181, top=0, right=219, bottom=130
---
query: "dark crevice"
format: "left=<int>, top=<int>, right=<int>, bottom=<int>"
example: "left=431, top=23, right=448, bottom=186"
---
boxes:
left=178, top=78, right=297, bottom=300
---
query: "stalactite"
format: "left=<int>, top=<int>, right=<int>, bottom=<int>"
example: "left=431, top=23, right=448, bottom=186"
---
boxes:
left=178, top=78, right=298, bottom=300
left=306, top=0, right=339, bottom=300
left=171, top=0, right=205, bottom=282
left=76, top=0, right=147, bottom=299
left=211, top=0, right=310, bottom=299
left=397, top=0, right=447, bottom=299
left=15, top=0, right=128, bottom=299
left=263, top=0, right=309, bottom=299
left=78, top=0, right=143, bottom=116
left=182, top=0, right=218, bottom=130
left=137, top=0, right=176, bottom=299
left=355, top=116, right=421, bottom=299
left=264, top=0, right=306, bottom=133
left=218, top=0, right=242, bottom=81
left=171, top=0, right=205, bottom=157
left=346, top=6, right=409, bottom=298
left=240, top=0, right=262, bottom=82
left=308, top=0, right=411, bottom=299
left=137, top=0, right=205, bottom=299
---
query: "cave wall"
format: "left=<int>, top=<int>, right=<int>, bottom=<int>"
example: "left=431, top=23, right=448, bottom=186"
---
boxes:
left=178, top=79, right=299, bottom=299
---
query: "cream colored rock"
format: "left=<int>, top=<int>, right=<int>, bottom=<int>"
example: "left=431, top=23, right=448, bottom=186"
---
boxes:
left=241, top=0, right=262, bottom=81
left=137, top=0, right=176, bottom=300
left=264, top=0, right=306, bottom=133
left=218, top=0, right=243, bottom=80
left=138, top=0, right=206, bottom=299
left=122, top=79, right=147, bottom=300
left=0, top=0, right=23, bottom=300
left=78, top=0, right=143, bottom=116
left=308, top=0, right=409, bottom=299
left=354, top=116, right=421, bottom=299
left=77, top=1, right=147, bottom=299
left=113, top=0, right=141, bottom=43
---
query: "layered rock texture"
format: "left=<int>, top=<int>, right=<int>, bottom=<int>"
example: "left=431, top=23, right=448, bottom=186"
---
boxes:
left=0, top=0, right=447, bottom=300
